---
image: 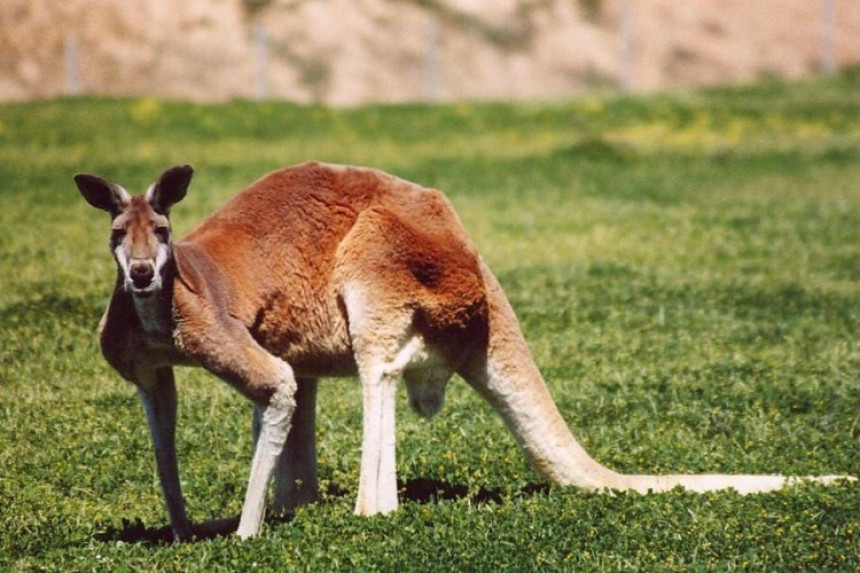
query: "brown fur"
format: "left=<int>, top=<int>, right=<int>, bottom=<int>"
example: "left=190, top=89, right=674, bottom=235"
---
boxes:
left=170, top=162, right=486, bottom=388
left=76, top=161, right=854, bottom=541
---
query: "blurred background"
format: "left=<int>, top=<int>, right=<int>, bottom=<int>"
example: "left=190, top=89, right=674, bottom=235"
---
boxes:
left=2, top=0, right=859, bottom=105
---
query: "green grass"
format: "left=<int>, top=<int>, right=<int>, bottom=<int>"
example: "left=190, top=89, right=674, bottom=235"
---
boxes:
left=2, top=71, right=859, bottom=570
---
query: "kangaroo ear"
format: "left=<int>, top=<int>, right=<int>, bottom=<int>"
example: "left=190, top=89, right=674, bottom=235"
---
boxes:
left=147, top=165, right=193, bottom=215
left=74, top=173, right=131, bottom=216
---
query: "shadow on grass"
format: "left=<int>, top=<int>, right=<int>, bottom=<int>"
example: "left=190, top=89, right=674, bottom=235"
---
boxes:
left=401, top=477, right=550, bottom=506
left=95, top=516, right=242, bottom=545
left=95, top=479, right=551, bottom=545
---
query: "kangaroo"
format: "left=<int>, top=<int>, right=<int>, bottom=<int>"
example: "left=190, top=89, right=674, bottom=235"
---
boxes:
left=75, top=162, right=852, bottom=541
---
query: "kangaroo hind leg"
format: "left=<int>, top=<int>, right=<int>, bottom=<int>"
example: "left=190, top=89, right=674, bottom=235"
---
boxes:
left=271, top=377, right=319, bottom=517
left=344, top=276, right=465, bottom=515
left=341, top=277, right=440, bottom=516
left=335, top=205, right=477, bottom=515
left=195, top=318, right=299, bottom=539
left=237, top=361, right=296, bottom=539
left=136, top=367, right=193, bottom=542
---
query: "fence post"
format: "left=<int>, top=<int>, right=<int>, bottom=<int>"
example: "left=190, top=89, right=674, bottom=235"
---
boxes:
left=821, top=0, right=836, bottom=74
left=425, top=11, right=441, bottom=101
left=254, top=21, right=269, bottom=99
left=65, top=35, right=80, bottom=96
left=619, top=0, right=635, bottom=92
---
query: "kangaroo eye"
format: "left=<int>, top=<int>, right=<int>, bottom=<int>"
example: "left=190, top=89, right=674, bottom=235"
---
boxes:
left=110, top=229, right=126, bottom=249
left=154, top=227, right=171, bottom=243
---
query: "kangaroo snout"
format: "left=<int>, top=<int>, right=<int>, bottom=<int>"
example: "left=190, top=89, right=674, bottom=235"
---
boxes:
left=129, top=261, right=155, bottom=290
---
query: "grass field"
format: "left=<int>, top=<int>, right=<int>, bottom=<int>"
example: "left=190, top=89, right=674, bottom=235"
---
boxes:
left=1, top=71, right=859, bottom=570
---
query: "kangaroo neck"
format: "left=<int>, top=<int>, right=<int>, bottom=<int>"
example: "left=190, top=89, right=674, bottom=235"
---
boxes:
left=128, top=263, right=176, bottom=339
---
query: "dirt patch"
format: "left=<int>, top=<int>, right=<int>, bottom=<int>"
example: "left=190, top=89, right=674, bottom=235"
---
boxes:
left=1, top=0, right=859, bottom=104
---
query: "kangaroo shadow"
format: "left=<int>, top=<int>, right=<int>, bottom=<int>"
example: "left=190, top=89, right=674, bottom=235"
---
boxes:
left=96, top=515, right=242, bottom=545
left=400, top=477, right=550, bottom=506
left=95, top=479, right=551, bottom=545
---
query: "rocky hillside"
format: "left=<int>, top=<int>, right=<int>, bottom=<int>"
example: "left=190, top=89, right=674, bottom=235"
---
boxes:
left=2, top=0, right=859, bottom=104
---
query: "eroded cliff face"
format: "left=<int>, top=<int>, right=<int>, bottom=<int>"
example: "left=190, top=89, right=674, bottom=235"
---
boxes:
left=2, top=0, right=859, bottom=105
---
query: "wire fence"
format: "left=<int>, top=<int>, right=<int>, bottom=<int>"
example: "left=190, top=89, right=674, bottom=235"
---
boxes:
left=44, top=0, right=851, bottom=103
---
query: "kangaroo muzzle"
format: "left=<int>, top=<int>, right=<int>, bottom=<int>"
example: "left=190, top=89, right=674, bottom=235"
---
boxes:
left=129, top=260, right=156, bottom=290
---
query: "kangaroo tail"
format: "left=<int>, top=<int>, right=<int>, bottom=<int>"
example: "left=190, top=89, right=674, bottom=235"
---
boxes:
left=458, top=261, right=855, bottom=494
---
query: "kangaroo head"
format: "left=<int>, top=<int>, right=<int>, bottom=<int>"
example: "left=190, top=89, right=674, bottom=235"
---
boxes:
left=75, top=165, right=193, bottom=298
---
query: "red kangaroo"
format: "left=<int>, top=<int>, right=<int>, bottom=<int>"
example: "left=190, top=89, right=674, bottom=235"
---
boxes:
left=75, top=162, right=853, bottom=540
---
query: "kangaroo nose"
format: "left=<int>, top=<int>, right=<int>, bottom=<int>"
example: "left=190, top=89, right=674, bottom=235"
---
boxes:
left=130, top=262, right=154, bottom=288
